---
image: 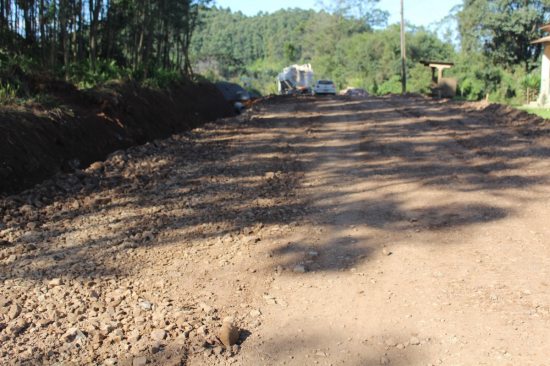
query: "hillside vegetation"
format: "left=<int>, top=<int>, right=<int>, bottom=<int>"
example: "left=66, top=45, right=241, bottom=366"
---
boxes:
left=191, top=1, right=550, bottom=103
left=0, top=0, right=549, bottom=104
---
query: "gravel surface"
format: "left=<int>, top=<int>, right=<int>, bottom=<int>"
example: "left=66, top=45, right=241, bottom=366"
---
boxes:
left=1, top=95, right=550, bottom=365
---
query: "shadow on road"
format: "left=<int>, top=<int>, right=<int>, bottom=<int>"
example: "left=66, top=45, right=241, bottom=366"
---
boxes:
left=1, top=95, right=549, bottom=281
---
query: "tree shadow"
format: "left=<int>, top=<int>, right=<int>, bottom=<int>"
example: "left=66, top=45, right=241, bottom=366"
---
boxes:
left=2, top=94, right=549, bottom=365
left=0, top=95, right=548, bottom=280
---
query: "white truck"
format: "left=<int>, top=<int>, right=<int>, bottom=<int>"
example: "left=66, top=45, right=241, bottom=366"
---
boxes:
left=277, top=64, right=315, bottom=95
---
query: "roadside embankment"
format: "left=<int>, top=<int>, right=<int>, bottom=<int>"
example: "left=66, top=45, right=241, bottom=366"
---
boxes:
left=0, top=80, right=234, bottom=195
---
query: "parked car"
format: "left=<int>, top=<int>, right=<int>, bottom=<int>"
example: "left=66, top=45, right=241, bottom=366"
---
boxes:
left=313, top=80, right=336, bottom=95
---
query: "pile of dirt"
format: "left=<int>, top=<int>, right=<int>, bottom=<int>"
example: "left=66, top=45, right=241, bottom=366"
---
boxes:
left=466, top=102, right=549, bottom=137
left=0, top=79, right=234, bottom=196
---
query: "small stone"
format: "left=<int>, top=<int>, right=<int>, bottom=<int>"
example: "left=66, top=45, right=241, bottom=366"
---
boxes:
left=63, top=327, right=86, bottom=342
left=36, top=318, right=52, bottom=328
left=0, top=295, right=9, bottom=307
left=197, top=325, right=208, bottom=337
left=19, top=231, right=40, bottom=243
left=89, top=161, right=104, bottom=171
left=249, top=309, right=261, bottom=318
left=48, top=278, right=63, bottom=287
left=410, top=336, right=420, bottom=345
left=219, top=320, right=239, bottom=348
left=128, top=329, right=140, bottom=343
left=293, top=264, right=306, bottom=273
left=382, top=248, right=392, bottom=256
left=150, top=329, right=166, bottom=342
left=175, top=334, right=187, bottom=345
left=26, top=222, right=38, bottom=230
left=199, top=302, right=214, bottom=315
left=385, top=338, right=397, bottom=347
left=7, top=304, right=21, bottom=320
left=132, top=356, right=147, bottom=366
left=71, top=200, right=80, bottom=210
left=138, top=300, right=152, bottom=311
left=380, top=355, right=390, bottom=365
left=7, top=318, right=28, bottom=335
left=103, top=358, right=117, bottom=366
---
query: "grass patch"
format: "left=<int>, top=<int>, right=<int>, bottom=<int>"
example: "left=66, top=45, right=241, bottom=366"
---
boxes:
left=516, top=106, right=550, bottom=119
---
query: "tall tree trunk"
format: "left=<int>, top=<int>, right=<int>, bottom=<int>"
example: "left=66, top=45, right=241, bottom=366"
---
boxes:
left=0, top=1, right=5, bottom=31
left=50, top=0, right=57, bottom=69
left=39, top=0, right=46, bottom=63
left=22, top=0, right=35, bottom=46
left=60, top=0, right=70, bottom=78
left=89, top=0, right=102, bottom=70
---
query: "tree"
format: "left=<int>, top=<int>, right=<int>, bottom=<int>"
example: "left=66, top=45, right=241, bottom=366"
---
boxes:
left=319, top=0, right=389, bottom=29
left=458, top=0, right=550, bottom=70
left=0, top=0, right=211, bottom=81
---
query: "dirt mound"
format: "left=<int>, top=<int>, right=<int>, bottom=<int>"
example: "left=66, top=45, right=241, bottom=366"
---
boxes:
left=0, top=80, right=234, bottom=195
left=467, top=102, right=549, bottom=137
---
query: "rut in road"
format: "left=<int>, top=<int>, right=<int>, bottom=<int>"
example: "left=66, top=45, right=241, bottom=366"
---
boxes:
left=1, top=95, right=550, bottom=366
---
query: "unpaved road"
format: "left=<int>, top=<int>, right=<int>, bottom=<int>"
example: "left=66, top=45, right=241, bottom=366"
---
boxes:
left=1, top=95, right=550, bottom=366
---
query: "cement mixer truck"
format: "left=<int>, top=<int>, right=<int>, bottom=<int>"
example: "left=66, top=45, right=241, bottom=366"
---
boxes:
left=277, top=64, right=315, bottom=95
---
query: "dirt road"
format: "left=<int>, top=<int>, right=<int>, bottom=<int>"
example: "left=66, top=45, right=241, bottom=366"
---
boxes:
left=1, top=95, right=550, bottom=365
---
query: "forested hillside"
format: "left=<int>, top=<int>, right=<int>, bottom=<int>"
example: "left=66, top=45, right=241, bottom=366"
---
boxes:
left=1, top=0, right=550, bottom=103
left=0, top=0, right=210, bottom=93
left=191, top=1, right=550, bottom=103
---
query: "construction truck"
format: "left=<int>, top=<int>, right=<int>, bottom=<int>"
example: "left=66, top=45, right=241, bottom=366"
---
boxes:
left=277, top=64, right=315, bottom=95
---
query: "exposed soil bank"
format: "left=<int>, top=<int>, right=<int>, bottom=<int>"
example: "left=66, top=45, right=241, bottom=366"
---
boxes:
left=0, top=80, right=234, bottom=195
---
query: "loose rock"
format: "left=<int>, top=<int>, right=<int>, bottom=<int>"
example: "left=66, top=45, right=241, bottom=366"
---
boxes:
left=293, top=264, right=307, bottom=273
left=132, top=356, right=147, bottom=366
left=150, top=329, right=166, bottom=342
left=219, top=318, right=240, bottom=348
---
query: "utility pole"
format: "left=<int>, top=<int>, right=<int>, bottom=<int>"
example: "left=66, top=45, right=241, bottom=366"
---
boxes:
left=400, top=0, right=407, bottom=94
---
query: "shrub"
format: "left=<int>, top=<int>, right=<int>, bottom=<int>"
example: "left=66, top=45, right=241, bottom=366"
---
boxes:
left=0, top=82, right=19, bottom=104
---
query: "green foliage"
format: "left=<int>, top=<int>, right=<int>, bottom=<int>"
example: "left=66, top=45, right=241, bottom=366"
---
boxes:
left=142, top=69, right=186, bottom=89
left=518, top=106, right=550, bottom=119
left=190, top=1, right=550, bottom=103
left=407, top=65, right=432, bottom=94
left=2, top=0, right=548, bottom=104
left=0, top=82, right=19, bottom=104
left=378, top=75, right=403, bottom=95
left=458, top=0, right=550, bottom=70
left=0, top=49, right=38, bottom=76
left=191, top=8, right=455, bottom=96
left=0, top=0, right=210, bottom=91
left=66, top=60, right=131, bottom=89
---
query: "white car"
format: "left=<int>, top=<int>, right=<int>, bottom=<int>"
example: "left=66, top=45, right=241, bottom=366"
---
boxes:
left=313, top=80, right=336, bottom=95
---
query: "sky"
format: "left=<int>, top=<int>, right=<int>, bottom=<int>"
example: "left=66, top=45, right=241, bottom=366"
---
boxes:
left=214, top=0, right=463, bottom=27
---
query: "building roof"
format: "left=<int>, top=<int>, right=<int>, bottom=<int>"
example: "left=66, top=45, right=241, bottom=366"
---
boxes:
left=420, top=60, right=454, bottom=67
